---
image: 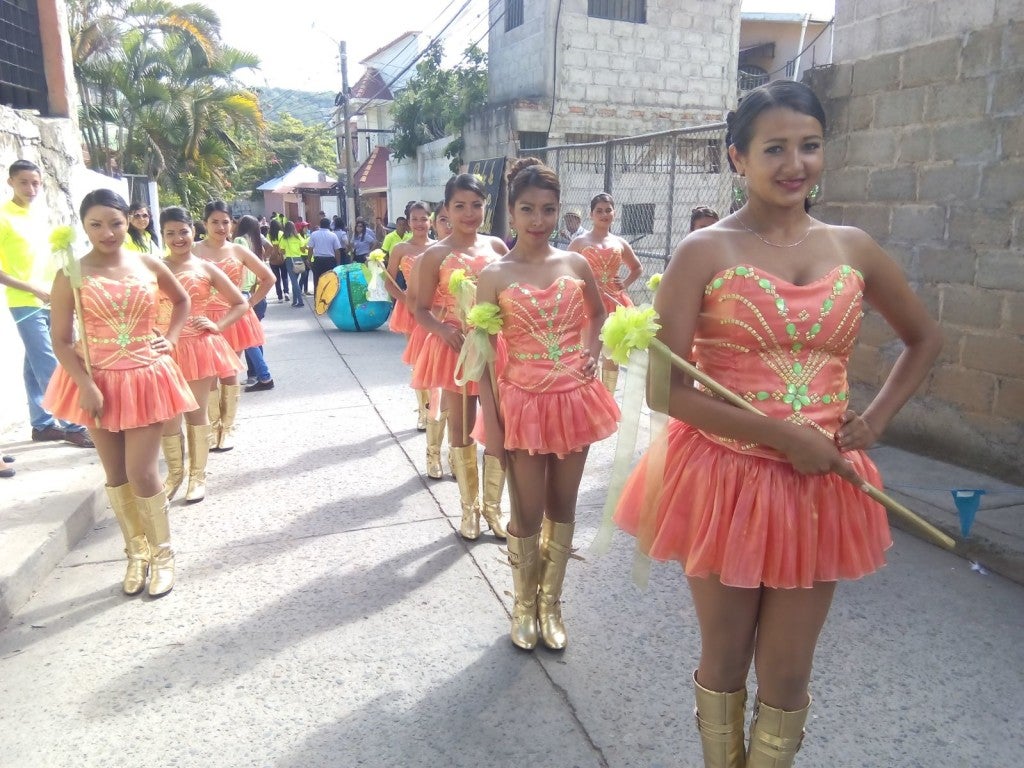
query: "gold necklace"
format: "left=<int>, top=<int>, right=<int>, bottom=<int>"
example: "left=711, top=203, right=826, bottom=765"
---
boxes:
left=738, top=215, right=813, bottom=248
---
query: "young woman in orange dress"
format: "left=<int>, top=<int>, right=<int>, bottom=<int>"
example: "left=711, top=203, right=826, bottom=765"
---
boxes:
left=412, top=176, right=509, bottom=539
left=158, top=207, right=247, bottom=504
left=473, top=158, right=619, bottom=650
left=193, top=200, right=274, bottom=451
left=614, top=81, right=942, bottom=768
left=386, top=201, right=435, bottom=431
left=45, top=189, right=198, bottom=597
left=568, top=193, right=642, bottom=393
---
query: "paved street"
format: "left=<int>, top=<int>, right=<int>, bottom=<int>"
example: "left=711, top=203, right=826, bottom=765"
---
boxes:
left=1, top=300, right=1022, bottom=768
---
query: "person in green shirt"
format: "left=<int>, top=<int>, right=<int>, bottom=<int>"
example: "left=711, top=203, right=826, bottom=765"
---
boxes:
left=278, top=221, right=308, bottom=307
left=380, top=216, right=412, bottom=256
left=0, top=160, right=92, bottom=447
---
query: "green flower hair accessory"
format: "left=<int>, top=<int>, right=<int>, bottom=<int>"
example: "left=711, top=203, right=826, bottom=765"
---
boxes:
left=466, top=302, right=503, bottom=335
left=600, top=305, right=661, bottom=366
left=646, top=273, right=662, bottom=293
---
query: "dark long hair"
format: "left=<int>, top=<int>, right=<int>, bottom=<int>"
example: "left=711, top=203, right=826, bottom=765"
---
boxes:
left=79, top=188, right=129, bottom=220
left=128, top=201, right=159, bottom=249
left=725, top=80, right=826, bottom=172
left=234, top=214, right=263, bottom=258
left=443, top=173, right=486, bottom=205
left=203, top=199, right=231, bottom=222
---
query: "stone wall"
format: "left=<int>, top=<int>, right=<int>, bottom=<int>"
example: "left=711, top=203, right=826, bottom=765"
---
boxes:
left=806, top=1, right=1024, bottom=482
left=0, top=107, right=84, bottom=434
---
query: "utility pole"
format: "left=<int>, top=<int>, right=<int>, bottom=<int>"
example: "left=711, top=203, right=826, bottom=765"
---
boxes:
left=339, top=41, right=356, bottom=227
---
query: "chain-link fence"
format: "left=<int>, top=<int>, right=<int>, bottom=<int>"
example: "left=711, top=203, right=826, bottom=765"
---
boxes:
left=520, top=123, right=732, bottom=305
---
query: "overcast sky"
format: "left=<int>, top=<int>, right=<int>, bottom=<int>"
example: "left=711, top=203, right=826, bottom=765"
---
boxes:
left=206, top=0, right=836, bottom=93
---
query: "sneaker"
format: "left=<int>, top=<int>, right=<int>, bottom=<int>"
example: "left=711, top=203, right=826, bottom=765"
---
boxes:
left=244, top=379, right=275, bottom=393
left=63, top=430, right=95, bottom=448
left=2, top=455, right=14, bottom=463
left=242, top=377, right=257, bottom=387
left=0, top=466, right=13, bottom=479
left=31, top=425, right=66, bottom=442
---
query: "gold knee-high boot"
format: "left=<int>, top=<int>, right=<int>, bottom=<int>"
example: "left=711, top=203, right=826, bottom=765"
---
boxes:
left=746, top=695, right=812, bottom=768
left=693, top=671, right=748, bottom=768
left=207, top=385, right=222, bottom=448
left=161, top=431, right=185, bottom=500
left=480, top=454, right=508, bottom=539
left=450, top=443, right=481, bottom=539
left=425, top=410, right=446, bottom=479
left=217, top=383, right=241, bottom=451
left=105, top=483, right=150, bottom=595
left=505, top=531, right=541, bottom=650
left=415, top=389, right=430, bottom=431
left=538, top=518, right=574, bottom=650
left=601, top=365, right=619, bottom=394
left=185, top=424, right=211, bottom=503
left=135, top=490, right=175, bottom=597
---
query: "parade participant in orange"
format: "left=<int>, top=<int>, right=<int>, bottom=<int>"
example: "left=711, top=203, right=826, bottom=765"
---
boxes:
left=568, top=193, right=642, bottom=393
left=614, top=81, right=942, bottom=767
left=412, top=175, right=509, bottom=539
left=158, top=207, right=247, bottom=503
left=193, top=200, right=274, bottom=451
left=45, top=189, right=198, bottom=597
left=386, top=201, right=435, bottom=430
left=473, top=158, right=618, bottom=650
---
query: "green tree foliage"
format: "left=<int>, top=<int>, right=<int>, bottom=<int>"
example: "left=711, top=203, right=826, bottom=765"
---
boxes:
left=69, top=0, right=264, bottom=209
left=233, top=113, right=339, bottom=199
left=389, top=43, right=487, bottom=172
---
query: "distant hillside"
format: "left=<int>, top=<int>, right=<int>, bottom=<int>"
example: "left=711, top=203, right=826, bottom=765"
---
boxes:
left=257, top=87, right=337, bottom=126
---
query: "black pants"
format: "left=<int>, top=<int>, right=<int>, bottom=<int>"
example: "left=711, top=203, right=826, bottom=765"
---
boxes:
left=312, top=257, right=337, bottom=291
left=270, top=263, right=290, bottom=298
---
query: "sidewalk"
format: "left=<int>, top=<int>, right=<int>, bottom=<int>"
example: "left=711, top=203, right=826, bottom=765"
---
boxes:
left=2, top=310, right=1022, bottom=626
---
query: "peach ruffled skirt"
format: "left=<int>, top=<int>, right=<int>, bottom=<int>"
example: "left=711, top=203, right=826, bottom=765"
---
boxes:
left=44, top=357, right=199, bottom=433
left=172, top=332, right=242, bottom=381
left=207, top=305, right=264, bottom=352
left=411, top=329, right=507, bottom=396
left=614, top=420, right=892, bottom=589
left=389, top=300, right=415, bottom=335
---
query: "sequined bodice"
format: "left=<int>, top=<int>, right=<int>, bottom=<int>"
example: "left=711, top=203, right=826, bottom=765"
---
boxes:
left=581, top=245, right=623, bottom=287
left=695, top=264, right=864, bottom=458
left=433, top=250, right=496, bottom=323
left=205, top=252, right=244, bottom=309
left=498, top=277, right=592, bottom=394
left=80, top=270, right=160, bottom=370
left=175, top=267, right=215, bottom=338
left=399, top=252, right=418, bottom=281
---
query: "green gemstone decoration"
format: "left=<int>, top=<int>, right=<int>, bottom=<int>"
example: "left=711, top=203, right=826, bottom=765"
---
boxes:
left=758, top=278, right=771, bottom=289
left=834, top=280, right=844, bottom=291
left=785, top=322, right=796, bottom=337
left=838, top=391, right=847, bottom=401
left=735, top=266, right=749, bottom=276
left=775, top=297, right=786, bottom=312
left=822, top=299, right=834, bottom=311
left=793, top=362, right=803, bottom=374
left=791, top=342, right=803, bottom=352
left=822, top=394, right=832, bottom=404
left=809, top=323, right=821, bottom=335
left=756, top=391, right=770, bottom=401
left=712, top=277, right=724, bottom=290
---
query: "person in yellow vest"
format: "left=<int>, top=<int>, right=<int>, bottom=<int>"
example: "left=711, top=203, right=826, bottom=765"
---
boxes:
left=0, top=159, right=93, bottom=447
left=380, top=215, right=412, bottom=256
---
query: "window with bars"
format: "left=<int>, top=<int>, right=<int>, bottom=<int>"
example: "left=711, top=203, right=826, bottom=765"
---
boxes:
left=517, top=131, right=549, bottom=150
left=505, top=0, right=524, bottom=31
left=588, top=0, right=646, bottom=24
left=0, top=0, right=48, bottom=113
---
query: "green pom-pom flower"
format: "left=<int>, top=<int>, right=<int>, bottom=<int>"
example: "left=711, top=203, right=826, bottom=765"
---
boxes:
left=600, top=305, right=661, bottom=366
left=646, top=273, right=662, bottom=293
left=448, top=268, right=469, bottom=295
left=50, top=225, right=76, bottom=253
left=466, top=302, right=503, bottom=335
left=367, top=248, right=386, bottom=264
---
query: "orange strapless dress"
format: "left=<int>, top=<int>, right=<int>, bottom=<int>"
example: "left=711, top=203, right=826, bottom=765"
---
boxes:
left=482, top=277, right=619, bottom=457
left=167, top=267, right=243, bottom=381
left=581, top=244, right=633, bottom=314
left=410, top=250, right=507, bottom=396
left=44, top=270, right=198, bottom=432
left=614, top=264, right=891, bottom=589
left=205, top=253, right=264, bottom=352
left=389, top=252, right=418, bottom=335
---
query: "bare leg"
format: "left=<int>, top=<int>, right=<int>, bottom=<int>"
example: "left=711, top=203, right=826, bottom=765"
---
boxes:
left=123, top=422, right=164, bottom=498
left=184, top=377, right=213, bottom=426
left=688, top=575, right=762, bottom=694
left=753, top=582, right=836, bottom=711
left=506, top=450, right=547, bottom=537
left=89, top=428, right=128, bottom=487
left=442, top=389, right=477, bottom=448
left=162, top=414, right=183, bottom=437
left=543, top=448, right=588, bottom=523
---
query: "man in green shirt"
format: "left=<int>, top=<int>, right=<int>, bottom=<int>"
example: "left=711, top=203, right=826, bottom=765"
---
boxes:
left=380, top=216, right=412, bottom=256
left=0, top=160, right=93, bottom=447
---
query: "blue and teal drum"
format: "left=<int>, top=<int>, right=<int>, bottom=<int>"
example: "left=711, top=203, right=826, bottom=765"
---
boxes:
left=326, top=263, right=392, bottom=331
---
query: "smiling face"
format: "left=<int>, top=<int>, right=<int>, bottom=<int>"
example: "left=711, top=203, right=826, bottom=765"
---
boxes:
left=82, top=205, right=129, bottom=254
left=510, top=186, right=560, bottom=243
left=162, top=219, right=194, bottom=258
left=8, top=170, right=42, bottom=207
left=129, top=208, right=150, bottom=232
left=728, top=106, right=824, bottom=208
left=408, top=208, right=430, bottom=238
left=590, top=201, right=614, bottom=228
left=447, top=189, right=485, bottom=235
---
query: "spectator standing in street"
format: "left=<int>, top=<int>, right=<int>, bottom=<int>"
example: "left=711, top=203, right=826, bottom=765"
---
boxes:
left=268, top=218, right=289, bottom=302
left=124, top=202, right=161, bottom=255
left=233, top=215, right=275, bottom=393
left=350, top=219, right=376, bottom=263
left=555, top=209, right=586, bottom=248
left=381, top=216, right=411, bottom=256
left=307, top=217, right=343, bottom=290
left=0, top=159, right=93, bottom=447
left=278, top=221, right=308, bottom=307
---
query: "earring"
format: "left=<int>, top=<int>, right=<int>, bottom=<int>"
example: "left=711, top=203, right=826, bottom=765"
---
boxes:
left=806, top=183, right=821, bottom=203
left=731, top=177, right=748, bottom=209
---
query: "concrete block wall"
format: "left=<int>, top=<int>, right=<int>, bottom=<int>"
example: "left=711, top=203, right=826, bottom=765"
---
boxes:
left=806, top=4, right=1024, bottom=482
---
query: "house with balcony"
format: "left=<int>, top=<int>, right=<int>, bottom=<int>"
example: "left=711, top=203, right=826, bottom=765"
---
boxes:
left=737, top=11, right=834, bottom=93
